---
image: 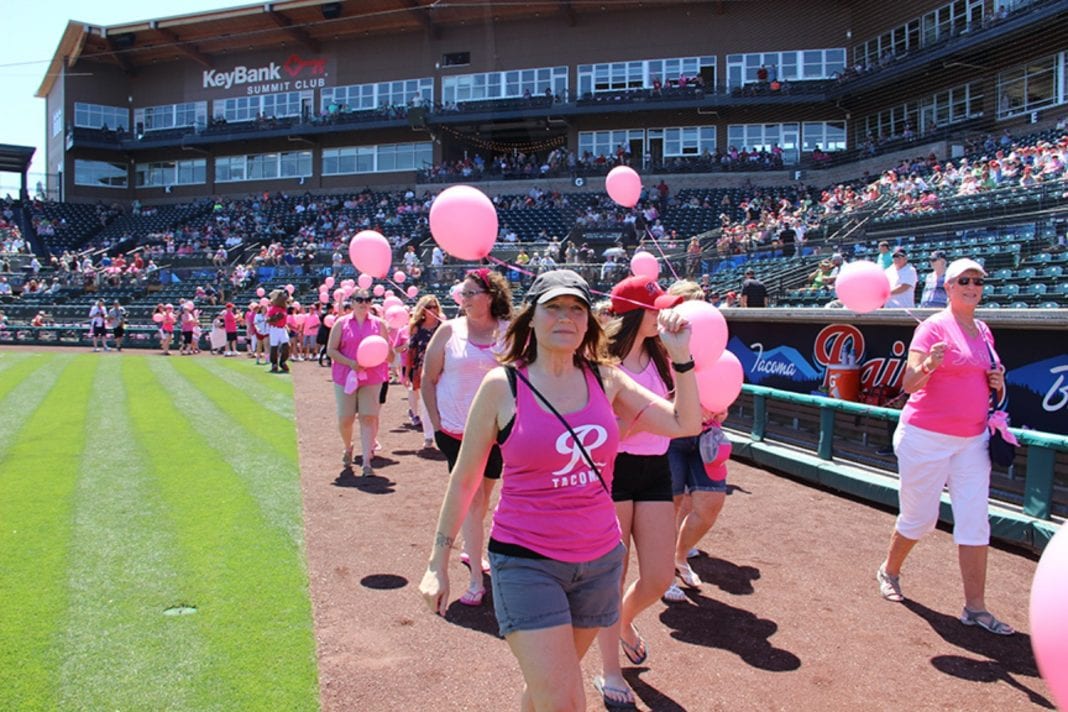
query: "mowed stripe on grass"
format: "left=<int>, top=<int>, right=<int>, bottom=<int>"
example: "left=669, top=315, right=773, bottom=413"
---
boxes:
left=125, top=356, right=317, bottom=710
left=58, top=357, right=206, bottom=711
left=0, top=354, right=96, bottom=710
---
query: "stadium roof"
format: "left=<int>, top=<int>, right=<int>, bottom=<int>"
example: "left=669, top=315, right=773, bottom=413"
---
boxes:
left=37, top=0, right=711, bottom=97
left=0, top=144, right=35, bottom=175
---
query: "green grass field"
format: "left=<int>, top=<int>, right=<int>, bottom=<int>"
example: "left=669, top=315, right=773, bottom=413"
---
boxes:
left=0, top=350, right=319, bottom=711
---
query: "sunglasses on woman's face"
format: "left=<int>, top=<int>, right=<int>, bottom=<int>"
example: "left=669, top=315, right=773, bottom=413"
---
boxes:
left=352, top=296, right=370, bottom=304
left=955, top=277, right=985, bottom=286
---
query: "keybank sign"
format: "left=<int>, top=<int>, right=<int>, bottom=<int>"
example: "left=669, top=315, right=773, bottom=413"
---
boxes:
left=203, top=64, right=282, bottom=90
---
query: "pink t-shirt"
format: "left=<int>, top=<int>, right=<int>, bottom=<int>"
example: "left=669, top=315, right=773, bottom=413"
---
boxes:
left=900, top=309, right=996, bottom=437
left=303, top=312, right=320, bottom=335
left=223, top=310, right=237, bottom=332
left=330, top=314, right=389, bottom=388
left=492, top=366, right=621, bottom=562
left=618, top=358, right=671, bottom=455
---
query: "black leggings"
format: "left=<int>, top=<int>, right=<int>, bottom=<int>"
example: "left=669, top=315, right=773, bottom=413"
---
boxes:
left=434, top=431, right=503, bottom=480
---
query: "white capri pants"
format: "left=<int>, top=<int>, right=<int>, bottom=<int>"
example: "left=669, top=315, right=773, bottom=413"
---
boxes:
left=268, top=326, right=289, bottom=347
left=892, top=421, right=992, bottom=545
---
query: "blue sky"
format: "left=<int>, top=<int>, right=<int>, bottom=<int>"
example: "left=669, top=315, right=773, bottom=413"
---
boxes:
left=0, top=0, right=233, bottom=195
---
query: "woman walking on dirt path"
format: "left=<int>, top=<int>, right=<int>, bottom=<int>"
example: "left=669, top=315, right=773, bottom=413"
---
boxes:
left=421, top=268, right=512, bottom=606
left=593, top=274, right=684, bottom=707
left=327, top=290, right=390, bottom=476
left=421, top=269, right=702, bottom=711
left=405, top=295, right=443, bottom=449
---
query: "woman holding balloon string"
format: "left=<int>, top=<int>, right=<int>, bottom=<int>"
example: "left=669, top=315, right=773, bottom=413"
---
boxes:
left=327, top=289, right=391, bottom=476
left=421, top=268, right=513, bottom=605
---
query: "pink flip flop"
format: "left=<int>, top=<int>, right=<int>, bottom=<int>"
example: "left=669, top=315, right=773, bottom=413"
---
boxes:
left=460, top=552, right=491, bottom=575
left=459, top=587, right=485, bottom=607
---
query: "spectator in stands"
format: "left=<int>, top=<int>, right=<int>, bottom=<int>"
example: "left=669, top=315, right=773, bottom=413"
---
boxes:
left=89, top=299, right=108, bottom=352
left=0, top=277, right=11, bottom=297
left=920, top=251, right=949, bottom=308
left=884, top=248, right=919, bottom=309
left=877, top=258, right=1014, bottom=636
left=740, top=269, right=768, bottom=307
left=876, top=241, right=893, bottom=270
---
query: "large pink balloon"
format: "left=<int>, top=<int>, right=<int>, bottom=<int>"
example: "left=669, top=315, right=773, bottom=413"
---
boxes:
left=393, top=271, right=407, bottom=284
left=333, top=288, right=344, bottom=302
left=695, top=350, right=744, bottom=412
left=357, top=273, right=373, bottom=290
left=672, top=300, right=728, bottom=370
left=349, top=230, right=392, bottom=278
left=324, top=276, right=335, bottom=289
left=383, top=296, right=404, bottom=310
left=323, top=315, right=336, bottom=328
left=605, top=165, right=642, bottom=207
left=835, top=261, right=891, bottom=313
left=630, top=251, right=659, bottom=279
left=429, top=185, right=498, bottom=260
left=385, top=304, right=409, bottom=329
left=406, top=286, right=419, bottom=299
left=373, top=284, right=385, bottom=297
left=319, top=291, right=329, bottom=303
left=356, top=335, right=389, bottom=367
left=256, top=287, right=266, bottom=298
left=1032, top=525, right=1068, bottom=710
left=285, top=283, right=295, bottom=295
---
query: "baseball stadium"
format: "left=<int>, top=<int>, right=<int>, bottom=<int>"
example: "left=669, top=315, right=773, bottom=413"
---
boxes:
left=1, top=0, right=1066, bottom=709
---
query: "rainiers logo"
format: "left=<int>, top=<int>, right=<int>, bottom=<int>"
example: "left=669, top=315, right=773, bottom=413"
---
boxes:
left=551, top=424, right=608, bottom=489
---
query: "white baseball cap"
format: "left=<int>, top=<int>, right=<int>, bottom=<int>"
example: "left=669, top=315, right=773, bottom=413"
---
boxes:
left=945, top=258, right=987, bottom=283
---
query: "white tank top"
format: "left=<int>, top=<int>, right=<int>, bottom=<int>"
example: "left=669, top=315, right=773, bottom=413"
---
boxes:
left=435, top=317, right=508, bottom=435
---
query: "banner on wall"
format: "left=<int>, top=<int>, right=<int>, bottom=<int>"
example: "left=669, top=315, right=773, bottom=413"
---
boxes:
left=725, top=320, right=1068, bottom=436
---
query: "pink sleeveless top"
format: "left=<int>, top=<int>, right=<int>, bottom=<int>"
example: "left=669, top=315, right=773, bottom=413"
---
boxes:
left=618, top=357, right=671, bottom=455
left=331, top=314, right=389, bottom=388
left=491, top=366, right=621, bottom=563
left=435, top=318, right=507, bottom=435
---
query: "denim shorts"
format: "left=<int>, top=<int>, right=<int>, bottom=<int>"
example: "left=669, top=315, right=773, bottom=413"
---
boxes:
left=668, top=435, right=728, bottom=496
left=611, top=452, right=673, bottom=502
left=489, top=542, right=625, bottom=637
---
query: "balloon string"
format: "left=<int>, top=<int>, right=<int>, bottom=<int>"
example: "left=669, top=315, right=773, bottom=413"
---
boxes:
left=902, top=308, right=925, bottom=324
left=642, top=227, right=682, bottom=282
left=485, top=255, right=658, bottom=312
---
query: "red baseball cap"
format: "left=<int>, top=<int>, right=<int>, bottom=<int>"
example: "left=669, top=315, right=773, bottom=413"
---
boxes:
left=610, top=275, right=683, bottom=314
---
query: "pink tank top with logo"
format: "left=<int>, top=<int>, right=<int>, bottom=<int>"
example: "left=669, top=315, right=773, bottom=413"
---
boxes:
left=491, top=366, right=622, bottom=563
left=331, top=314, right=389, bottom=388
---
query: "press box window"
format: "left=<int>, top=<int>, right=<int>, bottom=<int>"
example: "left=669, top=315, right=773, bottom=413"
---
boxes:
left=441, top=52, right=470, bottom=67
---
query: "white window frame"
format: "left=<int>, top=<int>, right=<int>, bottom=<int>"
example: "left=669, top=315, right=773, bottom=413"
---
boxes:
left=442, top=66, right=568, bottom=105
left=74, top=159, right=128, bottom=188
left=321, top=142, right=433, bottom=175
left=996, top=52, right=1064, bottom=120
left=135, top=159, right=207, bottom=188
left=321, top=78, right=433, bottom=113
left=213, top=91, right=313, bottom=122
left=135, top=102, right=208, bottom=132
left=727, top=123, right=801, bottom=164
left=577, top=56, right=715, bottom=96
left=73, top=103, right=129, bottom=131
left=215, top=151, right=312, bottom=183
left=726, top=49, right=845, bottom=88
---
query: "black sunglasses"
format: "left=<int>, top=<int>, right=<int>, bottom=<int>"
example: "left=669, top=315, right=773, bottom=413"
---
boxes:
left=955, top=277, right=985, bottom=286
left=352, top=296, right=370, bottom=304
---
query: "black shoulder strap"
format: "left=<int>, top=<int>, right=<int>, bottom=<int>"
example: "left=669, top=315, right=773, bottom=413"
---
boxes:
left=510, top=365, right=610, bottom=496
left=506, top=364, right=518, bottom=398
left=588, top=360, right=605, bottom=393
left=983, top=336, right=1008, bottom=411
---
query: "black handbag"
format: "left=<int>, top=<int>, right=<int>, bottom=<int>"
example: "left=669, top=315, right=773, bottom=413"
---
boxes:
left=985, top=341, right=1017, bottom=468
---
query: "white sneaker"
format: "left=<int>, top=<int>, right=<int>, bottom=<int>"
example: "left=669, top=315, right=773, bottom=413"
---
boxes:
left=663, top=582, right=687, bottom=603
left=93, top=348, right=100, bottom=352
left=687, top=547, right=700, bottom=559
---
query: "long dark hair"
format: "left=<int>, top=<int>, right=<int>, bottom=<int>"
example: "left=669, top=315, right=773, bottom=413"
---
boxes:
left=501, top=301, right=610, bottom=368
left=605, top=309, right=673, bottom=390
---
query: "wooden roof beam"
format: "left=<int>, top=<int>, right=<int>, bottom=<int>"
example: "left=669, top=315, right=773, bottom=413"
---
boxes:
left=154, top=26, right=214, bottom=69
left=105, top=36, right=138, bottom=75
left=266, top=10, right=321, bottom=54
left=402, top=0, right=440, bottom=40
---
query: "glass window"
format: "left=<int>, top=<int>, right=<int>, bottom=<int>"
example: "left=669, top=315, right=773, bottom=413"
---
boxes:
left=997, top=53, right=1061, bottom=118
left=73, top=103, right=129, bottom=131
left=74, top=159, right=127, bottom=188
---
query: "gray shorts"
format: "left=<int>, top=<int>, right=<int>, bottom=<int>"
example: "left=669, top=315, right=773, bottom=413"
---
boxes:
left=489, top=542, right=625, bottom=637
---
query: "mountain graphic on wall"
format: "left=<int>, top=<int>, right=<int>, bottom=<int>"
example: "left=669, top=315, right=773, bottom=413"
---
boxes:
left=727, top=336, right=821, bottom=385
left=1005, top=355, right=1068, bottom=397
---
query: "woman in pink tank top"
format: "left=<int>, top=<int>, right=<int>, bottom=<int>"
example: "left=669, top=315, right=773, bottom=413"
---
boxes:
left=326, top=289, right=390, bottom=476
left=421, top=268, right=512, bottom=603
left=421, top=270, right=703, bottom=711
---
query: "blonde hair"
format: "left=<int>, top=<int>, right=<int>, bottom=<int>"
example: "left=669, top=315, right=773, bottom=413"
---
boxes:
left=409, top=294, right=443, bottom=335
left=667, top=279, right=705, bottom=302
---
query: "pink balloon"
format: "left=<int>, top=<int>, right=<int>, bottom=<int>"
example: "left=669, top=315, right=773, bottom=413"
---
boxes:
left=357, top=273, right=373, bottom=290
left=406, top=286, right=419, bottom=299
left=429, top=185, right=498, bottom=260
left=152, top=313, right=163, bottom=323
left=319, top=284, right=329, bottom=293
left=319, top=292, right=329, bottom=303
left=285, top=283, right=295, bottom=295
left=451, top=283, right=464, bottom=305
left=835, top=261, right=891, bottom=313
left=605, top=165, right=642, bottom=207
left=291, top=301, right=300, bottom=310
left=383, top=296, right=403, bottom=310
left=333, top=288, right=344, bottom=302
left=259, top=298, right=269, bottom=307
left=373, top=284, right=385, bottom=297
left=323, top=315, right=336, bottom=328
left=672, top=300, right=728, bottom=371
left=324, top=276, right=335, bottom=289
left=393, top=271, right=406, bottom=284
left=695, top=350, right=744, bottom=412
left=256, top=287, right=266, bottom=298
left=630, top=251, right=659, bottom=279
left=356, top=334, right=389, bottom=367
left=386, top=304, right=409, bottom=329
left=342, top=279, right=355, bottom=289
left=1032, top=525, right=1068, bottom=710
left=349, top=230, right=392, bottom=278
